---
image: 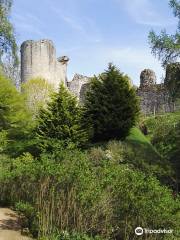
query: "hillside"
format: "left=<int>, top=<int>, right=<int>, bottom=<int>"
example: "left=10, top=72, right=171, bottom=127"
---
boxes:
left=144, top=111, right=180, bottom=141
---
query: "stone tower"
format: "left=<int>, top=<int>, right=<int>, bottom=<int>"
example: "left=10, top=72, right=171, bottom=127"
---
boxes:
left=140, top=69, right=156, bottom=89
left=21, top=39, right=69, bottom=89
left=137, top=68, right=173, bottom=114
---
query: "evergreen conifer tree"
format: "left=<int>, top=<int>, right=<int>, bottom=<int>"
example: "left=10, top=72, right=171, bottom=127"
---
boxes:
left=84, top=64, right=140, bottom=141
left=37, top=83, right=88, bottom=149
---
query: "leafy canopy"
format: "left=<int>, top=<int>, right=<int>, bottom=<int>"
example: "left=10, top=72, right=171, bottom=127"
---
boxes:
left=0, top=72, right=37, bottom=157
left=0, top=72, right=31, bottom=135
left=22, top=77, right=54, bottom=116
left=149, top=0, right=180, bottom=67
left=0, top=0, right=18, bottom=66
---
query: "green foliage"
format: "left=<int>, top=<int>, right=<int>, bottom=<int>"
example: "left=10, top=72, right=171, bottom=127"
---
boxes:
left=168, top=123, right=180, bottom=191
left=144, top=112, right=180, bottom=190
left=0, top=130, right=8, bottom=152
left=0, top=0, right=18, bottom=66
left=0, top=153, right=40, bottom=204
left=0, top=73, right=31, bottom=134
left=126, top=127, right=151, bottom=145
left=0, top=144, right=179, bottom=240
left=152, top=121, right=180, bottom=190
left=108, top=135, right=172, bottom=186
left=37, top=83, right=89, bottom=150
left=22, top=77, right=54, bottom=116
left=144, top=111, right=180, bottom=140
left=144, top=112, right=180, bottom=155
left=148, top=0, right=180, bottom=66
left=0, top=73, right=37, bottom=157
left=83, top=64, right=140, bottom=142
left=165, top=63, right=180, bottom=100
left=40, top=231, right=103, bottom=240
left=15, top=201, right=38, bottom=236
left=0, top=59, right=179, bottom=239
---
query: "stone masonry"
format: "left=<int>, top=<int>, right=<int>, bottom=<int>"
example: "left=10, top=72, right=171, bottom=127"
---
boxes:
left=20, top=39, right=176, bottom=115
left=21, top=39, right=69, bottom=90
left=67, top=74, right=90, bottom=103
left=137, top=69, right=174, bottom=115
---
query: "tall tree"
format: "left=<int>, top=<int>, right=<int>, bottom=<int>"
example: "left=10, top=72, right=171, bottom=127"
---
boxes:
left=0, top=72, right=33, bottom=141
left=22, top=78, right=54, bottom=116
left=0, top=0, right=18, bottom=68
left=0, top=72, right=38, bottom=157
left=149, top=0, right=180, bottom=67
left=37, top=83, right=89, bottom=149
left=83, top=64, right=140, bottom=142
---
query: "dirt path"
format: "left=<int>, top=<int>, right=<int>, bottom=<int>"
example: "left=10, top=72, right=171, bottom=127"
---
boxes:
left=0, top=208, right=32, bottom=240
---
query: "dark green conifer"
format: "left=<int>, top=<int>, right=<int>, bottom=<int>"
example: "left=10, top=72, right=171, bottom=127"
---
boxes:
left=84, top=64, right=140, bottom=141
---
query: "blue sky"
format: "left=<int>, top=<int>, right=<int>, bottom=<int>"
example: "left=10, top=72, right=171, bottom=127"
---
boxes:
left=11, top=0, right=178, bottom=85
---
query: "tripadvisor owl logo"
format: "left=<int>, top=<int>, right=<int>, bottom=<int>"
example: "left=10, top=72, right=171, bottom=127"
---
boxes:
left=135, top=227, right=144, bottom=236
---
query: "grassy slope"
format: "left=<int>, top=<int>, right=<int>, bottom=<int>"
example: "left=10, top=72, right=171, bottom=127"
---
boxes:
left=124, top=112, right=180, bottom=176
left=128, top=111, right=180, bottom=149
left=126, top=127, right=151, bottom=145
left=144, top=111, right=180, bottom=141
left=126, top=127, right=162, bottom=164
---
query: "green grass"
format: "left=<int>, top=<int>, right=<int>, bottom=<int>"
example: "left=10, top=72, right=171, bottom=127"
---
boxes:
left=126, top=127, right=151, bottom=145
left=126, top=127, right=161, bottom=159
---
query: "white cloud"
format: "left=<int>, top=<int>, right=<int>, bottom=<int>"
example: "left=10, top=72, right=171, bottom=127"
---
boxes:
left=119, top=0, right=176, bottom=26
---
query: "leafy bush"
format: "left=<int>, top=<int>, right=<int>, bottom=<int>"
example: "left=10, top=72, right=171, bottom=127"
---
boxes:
left=15, top=201, right=38, bottom=236
left=1, top=144, right=179, bottom=240
left=0, top=130, right=8, bottom=152
left=145, top=113, right=180, bottom=190
left=0, top=153, right=40, bottom=205
left=40, top=231, right=103, bottom=240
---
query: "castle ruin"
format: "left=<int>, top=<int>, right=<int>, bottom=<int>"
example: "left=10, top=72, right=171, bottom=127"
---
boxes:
left=20, top=39, right=177, bottom=115
left=21, top=39, right=69, bottom=90
left=137, top=69, right=174, bottom=115
left=67, top=73, right=90, bottom=103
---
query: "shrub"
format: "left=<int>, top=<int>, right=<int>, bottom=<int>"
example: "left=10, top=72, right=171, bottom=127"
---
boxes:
left=40, top=231, right=103, bottom=240
left=15, top=201, right=38, bottom=236
left=0, top=144, right=179, bottom=240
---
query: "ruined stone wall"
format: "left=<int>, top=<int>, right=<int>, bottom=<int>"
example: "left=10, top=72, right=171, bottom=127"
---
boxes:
left=67, top=74, right=90, bottom=103
left=69, top=69, right=175, bottom=115
left=137, top=85, right=174, bottom=114
left=137, top=69, right=174, bottom=115
left=20, top=39, right=177, bottom=115
left=21, top=39, right=69, bottom=90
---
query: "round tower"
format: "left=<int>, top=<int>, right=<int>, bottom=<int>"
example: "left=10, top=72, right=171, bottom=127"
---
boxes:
left=21, top=39, right=69, bottom=89
left=140, top=69, right=156, bottom=88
